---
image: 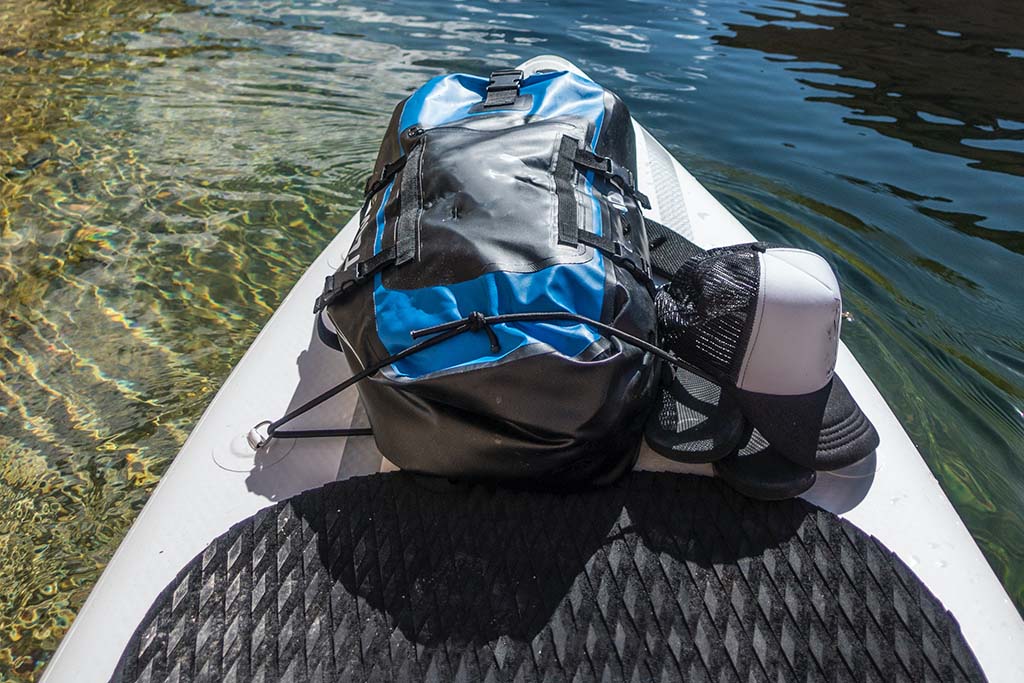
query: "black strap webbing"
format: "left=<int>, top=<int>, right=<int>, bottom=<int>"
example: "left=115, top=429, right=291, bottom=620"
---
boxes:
left=577, top=229, right=618, bottom=256
left=575, top=226, right=653, bottom=296
left=555, top=136, right=580, bottom=246
left=363, top=156, right=407, bottom=200
left=360, top=156, right=407, bottom=221
left=330, top=145, right=429, bottom=313
left=318, top=216, right=695, bottom=314
left=571, top=148, right=614, bottom=174
left=483, top=69, right=523, bottom=108
left=361, top=244, right=398, bottom=276
left=643, top=217, right=707, bottom=278
left=553, top=136, right=654, bottom=292
left=394, top=142, right=424, bottom=266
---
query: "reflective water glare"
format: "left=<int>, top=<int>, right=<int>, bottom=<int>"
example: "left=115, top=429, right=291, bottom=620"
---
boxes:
left=1, top=0, right=1021, bottom=677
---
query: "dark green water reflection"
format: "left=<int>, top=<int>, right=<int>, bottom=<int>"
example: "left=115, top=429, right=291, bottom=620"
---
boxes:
left=1, top=0, right=1021, bottom=678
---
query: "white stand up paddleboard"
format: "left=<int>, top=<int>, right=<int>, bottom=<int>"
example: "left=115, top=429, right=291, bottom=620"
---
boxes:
left=41, top=55, right=1024, bottom=683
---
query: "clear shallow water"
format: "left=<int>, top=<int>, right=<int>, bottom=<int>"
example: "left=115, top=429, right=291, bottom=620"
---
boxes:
left=0, top=0, right=1021, bottom=677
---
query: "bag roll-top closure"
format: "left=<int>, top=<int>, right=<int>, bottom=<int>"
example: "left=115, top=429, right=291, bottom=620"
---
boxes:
left=482, top=69, right=523, bottom=108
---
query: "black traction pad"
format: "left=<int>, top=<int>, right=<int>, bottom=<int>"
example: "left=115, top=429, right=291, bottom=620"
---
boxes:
left=112, top=472, right=984, bottom=683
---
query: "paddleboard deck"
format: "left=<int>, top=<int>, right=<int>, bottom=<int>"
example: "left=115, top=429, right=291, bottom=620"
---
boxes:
left=113, top=472, right=983, bottom=682
left=40, top=56, right=1024, bottom=682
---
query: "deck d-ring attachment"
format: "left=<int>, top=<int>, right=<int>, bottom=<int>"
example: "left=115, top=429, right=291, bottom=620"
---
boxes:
left=246, top=421, right=272, bottom=450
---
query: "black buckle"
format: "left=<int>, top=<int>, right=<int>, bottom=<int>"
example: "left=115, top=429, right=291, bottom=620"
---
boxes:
left=314, top=274, right=336, bottom=314
left=313, top=271, right=359, bottom=314
left=607, top=158, right=635, bottom=192
left=486, top=69, right=523, bottom=93
left=364, top=174, right=386, bottom=199
left=606, top=157, right=650, bottom=209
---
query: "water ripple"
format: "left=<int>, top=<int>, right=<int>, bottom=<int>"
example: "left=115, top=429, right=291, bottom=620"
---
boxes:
left=1, top=0, right=1023, bottom=678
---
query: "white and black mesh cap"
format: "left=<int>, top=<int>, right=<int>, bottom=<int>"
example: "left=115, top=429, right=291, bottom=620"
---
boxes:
left=657, top=242, right=879, bottom=470
left=713, top=427, right=816, bottom=500
left=644, top=364, right=745, bottom=463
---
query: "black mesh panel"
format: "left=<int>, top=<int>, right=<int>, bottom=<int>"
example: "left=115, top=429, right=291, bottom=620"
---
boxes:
left=644, top=217, right=706, bottom=278
left=655, top=246, right=760, bottom=384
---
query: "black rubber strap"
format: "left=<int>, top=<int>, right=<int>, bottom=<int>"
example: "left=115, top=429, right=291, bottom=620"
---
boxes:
left=410, top=311, right=714, bottom=382
left=483, top=69, right=522, bottom=108
left=643, top=217, right=707, bottom=278
left=394, top=142, right=423, bottom=266
left=555, top=135, right=580, bottom=246
left=270, top=427, right=373, bottom=439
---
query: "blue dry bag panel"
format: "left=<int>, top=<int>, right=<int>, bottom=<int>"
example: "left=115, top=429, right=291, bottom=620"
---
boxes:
left=317, top=68, right=658, bottom=487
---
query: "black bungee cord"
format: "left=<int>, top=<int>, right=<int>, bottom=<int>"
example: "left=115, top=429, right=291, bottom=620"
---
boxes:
left=251, top=310, right=714, bottom=447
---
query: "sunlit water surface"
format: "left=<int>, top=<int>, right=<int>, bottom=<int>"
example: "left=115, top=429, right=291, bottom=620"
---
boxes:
left=1, top=0, right=1022, bottom=678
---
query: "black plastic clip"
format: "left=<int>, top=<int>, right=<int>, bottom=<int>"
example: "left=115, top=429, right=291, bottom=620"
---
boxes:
left=313, top=274, right=338, bottom=314
left=313, top=269, right=358, bottom=314
left=571, top=147, right=652, bottom=209
left=605, top=158, right=634, bottom=193
left=483, top=69, right=523, bottom=108
left=606, top=158, right=651, bottom=209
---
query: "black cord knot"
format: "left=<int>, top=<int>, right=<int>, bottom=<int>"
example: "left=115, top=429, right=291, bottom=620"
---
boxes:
left=467, top=311, right=487, bottom=331
left=467, top=311, right=501, bottom=353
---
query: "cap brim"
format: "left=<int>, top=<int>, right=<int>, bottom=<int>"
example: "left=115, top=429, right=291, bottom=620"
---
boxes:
left=733, top=374, right=879, bottom=471
left=644, top=367, right=745, bottom=463
left=713, top=428, right=816, bottom=500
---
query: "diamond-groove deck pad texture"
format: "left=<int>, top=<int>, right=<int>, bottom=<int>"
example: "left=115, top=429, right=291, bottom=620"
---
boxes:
left=112, top=472, right=984, bottom=682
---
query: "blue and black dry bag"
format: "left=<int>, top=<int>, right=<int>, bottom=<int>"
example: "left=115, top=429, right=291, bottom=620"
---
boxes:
left=316, top=69, right=658, bottom=487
